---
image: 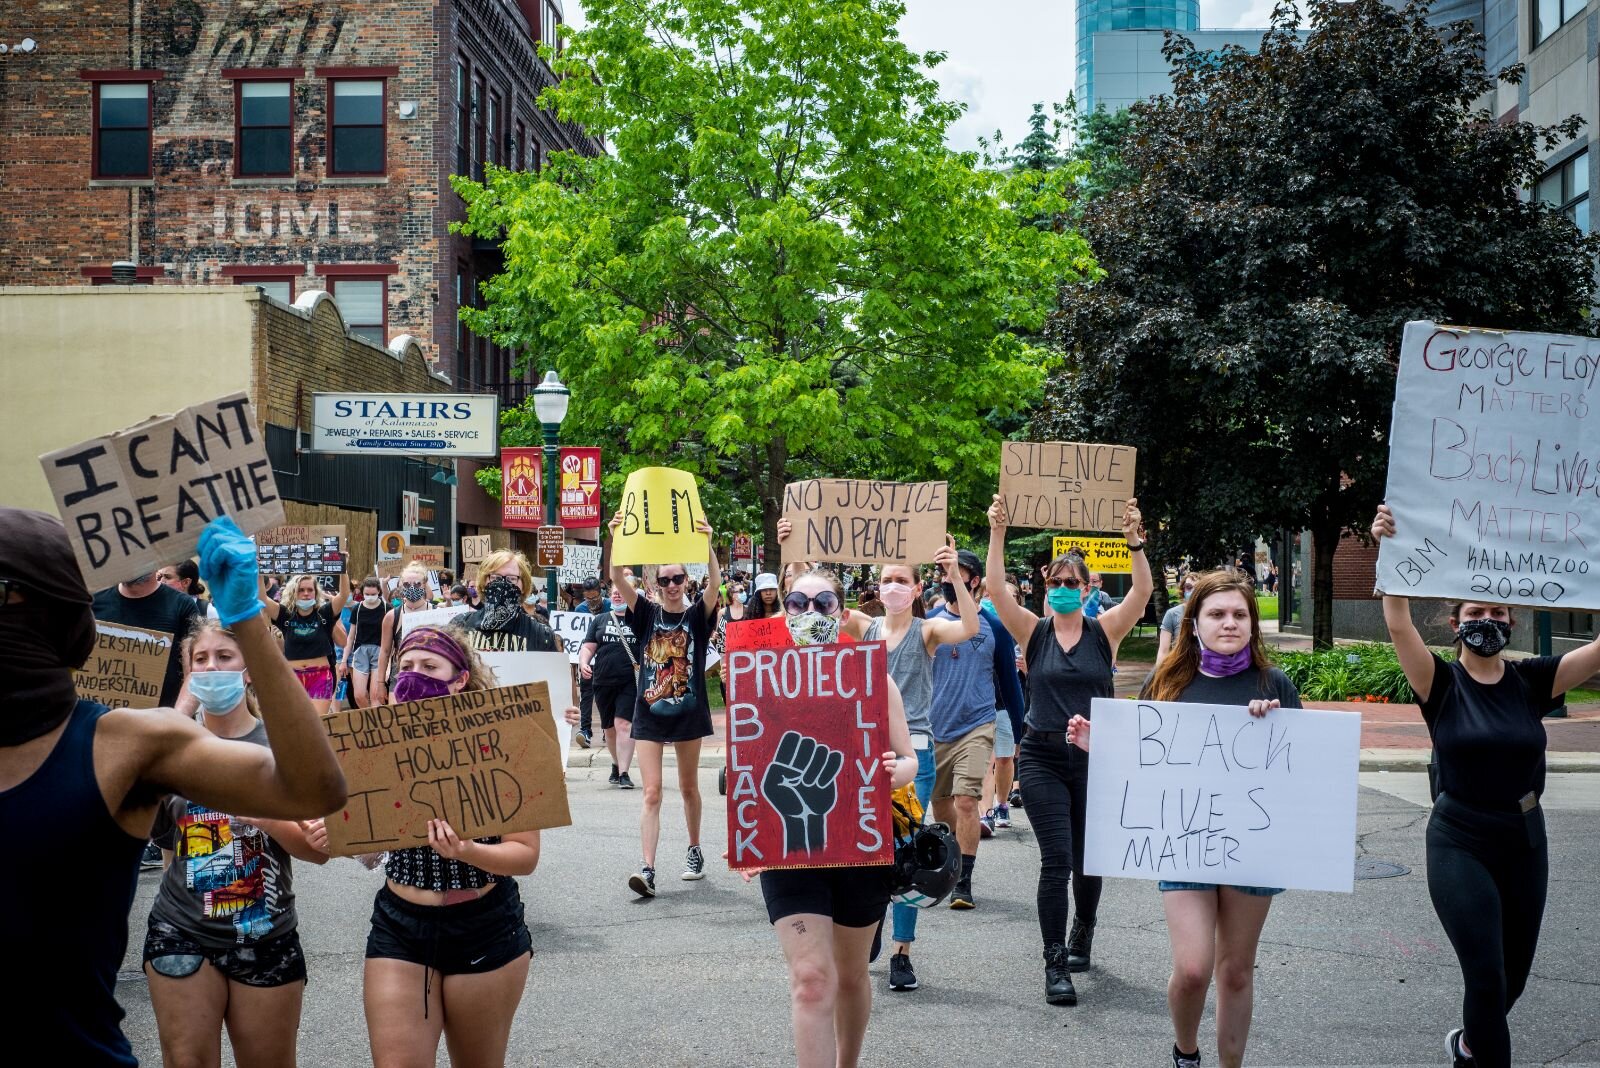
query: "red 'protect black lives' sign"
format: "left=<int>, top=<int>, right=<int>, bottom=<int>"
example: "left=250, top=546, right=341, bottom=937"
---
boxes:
left=725, top=640, right=893, bottom=872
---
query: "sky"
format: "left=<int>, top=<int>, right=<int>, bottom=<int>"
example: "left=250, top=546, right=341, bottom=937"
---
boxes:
left=564, top=0, right=1286, bottom=152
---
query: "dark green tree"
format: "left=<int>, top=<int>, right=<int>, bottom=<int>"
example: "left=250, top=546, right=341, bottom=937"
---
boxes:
left=1040, top=0, right=1598, bottom=647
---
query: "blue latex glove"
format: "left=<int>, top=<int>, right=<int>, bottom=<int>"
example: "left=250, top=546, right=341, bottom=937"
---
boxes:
left=199, top=516, right=264, bottom=626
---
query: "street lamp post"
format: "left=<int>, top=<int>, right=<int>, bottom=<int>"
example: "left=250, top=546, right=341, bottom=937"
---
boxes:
left=531, top=369, right=571, bottom=530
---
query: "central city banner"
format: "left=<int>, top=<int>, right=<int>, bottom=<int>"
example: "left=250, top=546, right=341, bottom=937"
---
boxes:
left=558, top=447, right=602, bottom=527
left=319, top=682, right=570, bottom=856
left=309, top=393, right=500, bottom=458
left=501, top=447, right=544, bottom=529
left=1376, top=321, right=1600, bottom=609
left=724, top=636, right=894, bottom=872
left=1083, top=698, right=1360, bottom=893
left=780, top=479, right=948, bottom=565
left=999, top=440, right=1136, bottom=531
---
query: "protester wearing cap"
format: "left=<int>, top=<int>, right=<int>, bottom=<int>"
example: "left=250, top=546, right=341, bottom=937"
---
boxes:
left=574, top=577, right=606, bottom=614
left=0, top=510, right=346, bottom=1065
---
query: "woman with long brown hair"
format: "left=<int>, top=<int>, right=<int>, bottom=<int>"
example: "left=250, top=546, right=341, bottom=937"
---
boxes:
left=1067, top=568, right=1296, bottom=1068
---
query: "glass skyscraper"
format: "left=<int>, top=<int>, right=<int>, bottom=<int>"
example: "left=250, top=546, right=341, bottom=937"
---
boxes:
left=1076, top=0, right=1200, bottom=110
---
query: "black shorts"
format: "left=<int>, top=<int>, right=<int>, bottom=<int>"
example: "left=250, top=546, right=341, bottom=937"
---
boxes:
left=143, top=916, right=307, bottom=988
left=365, top=879, right=532, bottom=975
left=593, top=680, right=636, bottom=729
left=759, top=866, right=891, bottom=929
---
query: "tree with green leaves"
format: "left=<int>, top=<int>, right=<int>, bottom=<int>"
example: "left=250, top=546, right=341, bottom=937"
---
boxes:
left=1039, top=0, right=1598, bottom=647
left=453, top=0, right=1098, bottom=554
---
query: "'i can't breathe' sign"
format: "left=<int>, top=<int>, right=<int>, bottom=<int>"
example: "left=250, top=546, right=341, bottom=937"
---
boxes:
left=724, top=639, right=894, bottom=872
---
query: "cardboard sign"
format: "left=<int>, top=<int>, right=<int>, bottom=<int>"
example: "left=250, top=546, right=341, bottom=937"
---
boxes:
left=464, top=563, right=480, bottom=586
left=410, top=545, right=449, bottom=570
left=548, top=610, right=594, bottom=664
left=1375, top=321, right=1600, bottom=609
left=377, top=530, right=408, bottom=561
left=40, top=393, right=284, bottom=590
left=561, top=544, right=603, bottom=582
left=72, top=622, right=173, bottom=709
left=462, top=535, right=492, bottom=563
left=376, top=560, right=408, bottom=580
left=320, top=682, right=570, bottom=856
left=536, top=526, right=566, bottom=568
left=558, top=446, right=603, bottom=527
left=1051, top=536, right=1133, bottom=574
left=725, top=641, right=893, bottom=871
left=610, top=467, right=709, bottom=565
left=255, top=525, right=347, bottom=577
left=478, top=651, right=576, bottom=755
left=780, top=479, right=947, bottom=565
left=1083, top=698, right=1360, bottom=893
left=502, top=448, right=544, bottom=529
left=999, top=441, right=1136, bottom=531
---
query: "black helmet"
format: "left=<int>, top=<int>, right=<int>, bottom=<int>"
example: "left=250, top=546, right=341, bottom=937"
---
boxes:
left=889, top=822, right=961, bottom=908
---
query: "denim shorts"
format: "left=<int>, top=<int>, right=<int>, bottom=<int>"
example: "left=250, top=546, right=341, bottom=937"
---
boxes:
left=993, top=712, right=1016, bottom=759
left=351, top=644, right=381, bottom=674
left=1158, top=881, right=1284, bottom=896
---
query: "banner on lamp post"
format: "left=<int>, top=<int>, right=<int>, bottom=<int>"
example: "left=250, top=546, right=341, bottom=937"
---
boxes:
left=502, top=447, right=544, bottom=529
left=558, top=447, right=602, bottom=528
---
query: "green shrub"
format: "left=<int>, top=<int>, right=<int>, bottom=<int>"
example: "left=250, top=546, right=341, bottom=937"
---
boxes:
left=1270, top=642, right=1437, bottom=702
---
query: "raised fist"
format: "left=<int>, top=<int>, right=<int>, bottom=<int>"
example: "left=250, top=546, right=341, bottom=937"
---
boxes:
left=761, top=730, right=843, bottom=855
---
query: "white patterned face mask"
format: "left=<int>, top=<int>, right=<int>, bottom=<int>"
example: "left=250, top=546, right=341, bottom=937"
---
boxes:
left=786, top=610, right=841, bottom=647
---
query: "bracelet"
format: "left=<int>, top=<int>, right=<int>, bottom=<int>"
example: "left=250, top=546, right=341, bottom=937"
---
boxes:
left=1127, top=541, right=1145, bottom=552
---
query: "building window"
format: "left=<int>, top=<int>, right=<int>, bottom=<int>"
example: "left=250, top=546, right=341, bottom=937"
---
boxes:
left=457, top=265, right=473, bottom=388
left=487, top=91, right=501, bottom=169
left=530, top=136, right=542, bottom=172
left=542, top=1, right=561, bottom=54
left=1533, top=0, right=1584, bottom=45
left=473, top=74, right=487, bottom=181
left=328, top=79, right=385, bottom=176
left=95, top=83, right=152, bottom=179
left=514, top=121, right=525, bottom=170
left=456, top=59, right=471, bottom=176
left=321, top=272, right=391, bottom=344
left=1537, top=150, right=1589, bottom=233
left=221, top=266, right=298, bottom=301
left=236, top=81, right=293, bottom=177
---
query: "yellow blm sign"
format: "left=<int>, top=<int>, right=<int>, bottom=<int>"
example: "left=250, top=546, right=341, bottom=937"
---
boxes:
left=999, top=441, right=1136, bottom=532
left=1050, top=537, right=1133, bottom=574
left=318, top=682, right=571, bottom=856
left=73, top=622, right=174, bottom=710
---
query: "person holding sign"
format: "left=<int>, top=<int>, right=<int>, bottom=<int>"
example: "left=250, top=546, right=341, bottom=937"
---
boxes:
left=256, top=568, right=350, bottom=713
left=1066, top=568, right=1300, bottom=1068
left=985, top=493, right=1151, bottom=1006
left=1372, top=504, right=1600, bottom=1068
left=143, top=617, right=331, bottom=1068
left=361, top=624, right=541, bottom=1068
left=753, top=568, right=918, bottom=1068
left=0, top=510, right=346, bottom=1068
left=606, top=510, right=721, bottom=896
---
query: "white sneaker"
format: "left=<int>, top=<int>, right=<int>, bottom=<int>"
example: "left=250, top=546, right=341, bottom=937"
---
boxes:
left=681, top=844, right=706, bottom=881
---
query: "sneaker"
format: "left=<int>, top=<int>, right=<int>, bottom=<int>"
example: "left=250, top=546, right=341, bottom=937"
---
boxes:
left=682, top=845, right=706, bottom=881
left=949, top=879, right=974, bottom=910
left=608, top=766, right=621, bottom=786
left=888, top=952, right=919, bottom=991
left=628, top=866, right=656, bottom=898
left=1171, top=1044, right=1202, bottom=1068
left=140, top=841, right=163, bottom=871
left=1446, top=1028, right=1472, bottom=1068
left=616, top=772, right=635, bottom=790
left=1043, top=943, right=1077, bottom=1006
left=1008, top=785, right=1023, bottom=809
left=576, top=728, right=593, bottom=749
left=979, top=811, right=995, bottom=839
left=993, top=803, right=1011, bottom=828
left=1066, top=915, right=1096, bottom=972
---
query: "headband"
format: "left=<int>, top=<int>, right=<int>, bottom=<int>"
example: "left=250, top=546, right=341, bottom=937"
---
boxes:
left=397, top=626, right=472, bottom=674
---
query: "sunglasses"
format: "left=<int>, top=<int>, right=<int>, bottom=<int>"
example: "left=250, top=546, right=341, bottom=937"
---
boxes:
left=0, top=577, right=25, bottom=603
left=784, top=590, right=841, bottom=616
left=659, top=573, right=689, bottom=586
left=1046, top=577, right=1083, bottom=589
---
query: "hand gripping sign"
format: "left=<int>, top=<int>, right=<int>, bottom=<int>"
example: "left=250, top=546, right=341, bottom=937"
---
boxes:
left=724, top=635, right=894, bottom=872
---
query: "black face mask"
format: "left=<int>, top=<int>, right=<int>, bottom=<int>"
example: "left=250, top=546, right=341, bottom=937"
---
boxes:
left=941, top=580, right=978, bottom=604
left=1457, top=618, right=1511, bottom=657
left=479, top=576, right=524, bottom=630
left=0, top=598, right=97, bottom=745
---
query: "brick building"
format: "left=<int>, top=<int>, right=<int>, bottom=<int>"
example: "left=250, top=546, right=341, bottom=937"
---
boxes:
left=0, top=0, right=599, bottom=401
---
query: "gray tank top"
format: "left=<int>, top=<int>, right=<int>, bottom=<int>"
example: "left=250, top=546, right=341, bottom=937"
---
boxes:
left=864, top=616, right=933, bottom=737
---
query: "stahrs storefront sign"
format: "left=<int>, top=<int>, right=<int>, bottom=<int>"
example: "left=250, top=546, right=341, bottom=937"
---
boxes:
left=309, top=394, right=500, bottom=458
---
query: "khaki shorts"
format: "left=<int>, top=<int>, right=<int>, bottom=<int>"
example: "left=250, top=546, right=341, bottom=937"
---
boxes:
left=934, top=722, right=995, bottom=800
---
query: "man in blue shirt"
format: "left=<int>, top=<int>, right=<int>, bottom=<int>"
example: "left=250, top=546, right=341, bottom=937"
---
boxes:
left=928, top=550, right=1026, bottom=910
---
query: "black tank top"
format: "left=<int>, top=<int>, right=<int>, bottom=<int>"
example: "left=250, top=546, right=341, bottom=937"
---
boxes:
left=0, top=701, right=144, bottom=1065
left=1023, top=616, right=1114, bottom=733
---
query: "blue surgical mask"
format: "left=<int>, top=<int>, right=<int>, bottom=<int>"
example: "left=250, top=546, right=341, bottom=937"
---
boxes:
left=1047, top=585, right=1083, bottom=614
left=295, top=598, right=317, bottom=612
left=190, top=670, right=247, bottom=714
left=980, top=598, right=995, bottom=613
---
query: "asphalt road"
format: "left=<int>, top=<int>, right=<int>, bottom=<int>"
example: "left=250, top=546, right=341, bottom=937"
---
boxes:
left=116, top=771, right=1600, bottom=1067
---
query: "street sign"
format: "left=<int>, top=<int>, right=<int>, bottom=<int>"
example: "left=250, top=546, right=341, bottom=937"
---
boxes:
left=309, top=393, right=500, bottom=458
left=536, top=526, right=566, bottom=568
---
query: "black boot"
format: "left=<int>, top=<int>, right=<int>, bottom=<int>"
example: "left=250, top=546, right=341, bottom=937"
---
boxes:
left=1044, top=943, right=1077, bottom=1006
left=1066, top=916, right=1096, bottom=972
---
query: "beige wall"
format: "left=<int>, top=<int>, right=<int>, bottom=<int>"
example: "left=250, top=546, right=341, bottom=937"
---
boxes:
left=0, top=287, right=255, bottom=512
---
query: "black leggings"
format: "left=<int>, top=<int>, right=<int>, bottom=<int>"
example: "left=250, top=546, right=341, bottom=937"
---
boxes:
left=1426, top=793, right=1548, bottom=1068
left=1017, top=733, right=1102, bottom=948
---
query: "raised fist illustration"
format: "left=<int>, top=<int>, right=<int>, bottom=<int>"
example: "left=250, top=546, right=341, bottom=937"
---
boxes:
left=762, top=730, right=843, bottom=855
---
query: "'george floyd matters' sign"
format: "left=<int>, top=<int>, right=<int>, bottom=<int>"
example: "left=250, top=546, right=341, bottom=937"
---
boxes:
left=1377, top=322, right=1600, bottom=609
left=40, top=394, right=284, bottom=591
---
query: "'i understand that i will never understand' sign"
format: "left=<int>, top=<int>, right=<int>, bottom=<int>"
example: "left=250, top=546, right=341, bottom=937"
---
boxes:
left=1083, top=699, right=1360, bottom=893
left=1377, top=321, right=1600, bottom=609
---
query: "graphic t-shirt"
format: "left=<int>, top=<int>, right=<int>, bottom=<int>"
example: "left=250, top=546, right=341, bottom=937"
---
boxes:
left=92, top=584, right=201, bottom=706
left=586, top=610, right=639, bottom=688
left=272, top=603, right=337, bottom=663
left=459, top=608, right=559, bottom=653
left=627, top=598, right=714, bottom=743
left=149, top=720, right=298, bottom=948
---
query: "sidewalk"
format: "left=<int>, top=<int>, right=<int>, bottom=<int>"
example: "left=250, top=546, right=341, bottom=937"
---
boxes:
left=567, top=653, right=1600, bottom=772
